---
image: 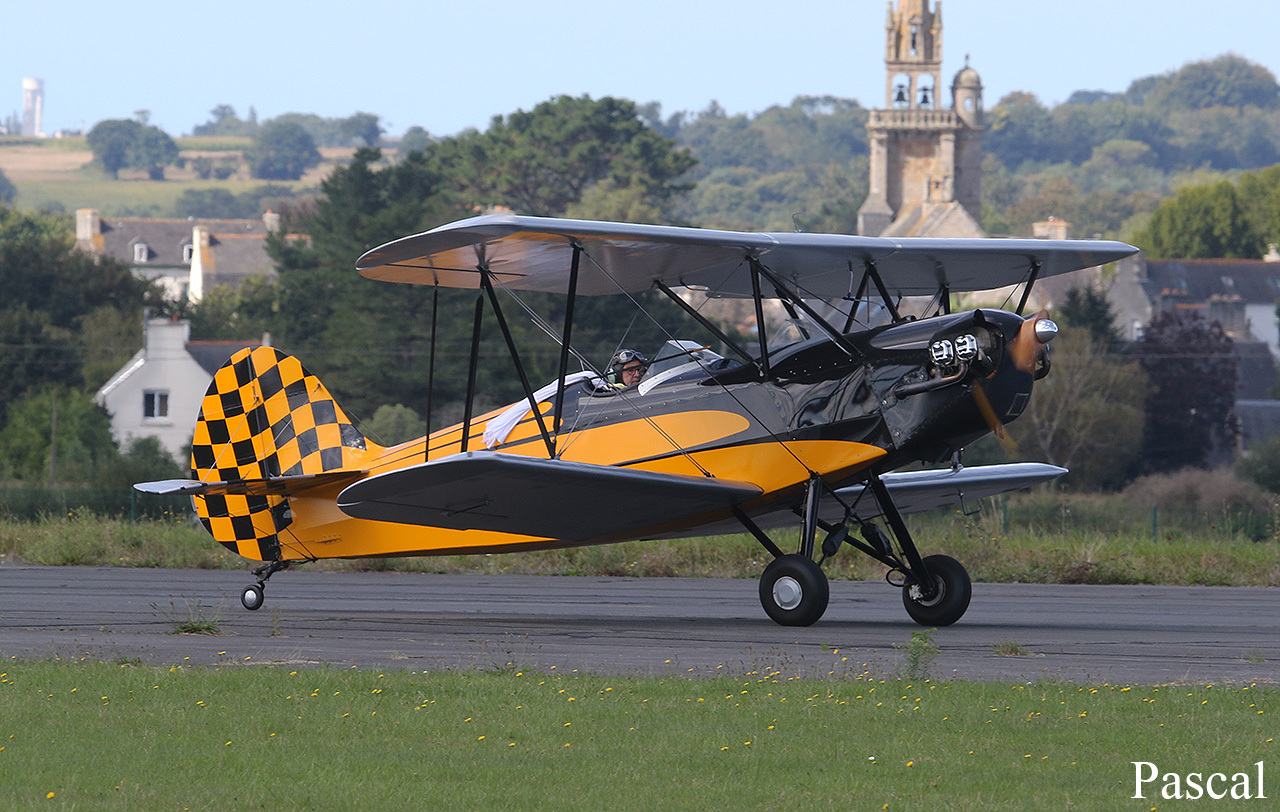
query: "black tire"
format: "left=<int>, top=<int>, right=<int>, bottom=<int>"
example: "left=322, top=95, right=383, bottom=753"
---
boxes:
left=902, top=554, right=971, bottom=626
left=241, top=583, right=265, bottom=611
left=759, top=554, right=829, bottom=627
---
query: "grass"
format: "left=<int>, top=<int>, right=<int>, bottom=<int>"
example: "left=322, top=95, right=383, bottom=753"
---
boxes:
left=3, top=487, right=1280, bottom=587
left=0, top=513, right=238, bottom=570
left=894, top=628, right=942, bottom=678
left=0, top=659, right=1272, bottom=811
left=992, top=639, right=1033, bottom=657
left=1, top=135, right=335, bottom=215
left=153, top=597, right=223, bottom=635
left=11, top=176, right=315, bottom=217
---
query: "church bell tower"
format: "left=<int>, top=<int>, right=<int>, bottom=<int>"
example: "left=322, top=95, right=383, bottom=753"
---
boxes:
left=858, top=0, right=984, bottom=238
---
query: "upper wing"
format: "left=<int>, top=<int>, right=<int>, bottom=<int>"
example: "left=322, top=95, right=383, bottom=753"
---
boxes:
left=337, top=451, right=762, bottom=543
left=356, top=214, right=1138, bottom=298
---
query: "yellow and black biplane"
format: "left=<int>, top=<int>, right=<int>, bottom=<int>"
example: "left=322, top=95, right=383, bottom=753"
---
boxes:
left=137, top=215, right=1137, bottom=626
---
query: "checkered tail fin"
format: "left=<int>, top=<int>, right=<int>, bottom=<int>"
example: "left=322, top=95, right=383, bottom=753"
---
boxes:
left=189, top=347, right=377, bottom=560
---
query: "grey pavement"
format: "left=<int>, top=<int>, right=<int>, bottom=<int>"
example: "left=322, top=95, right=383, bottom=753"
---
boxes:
left=1, top=566, right=1277, bottom=683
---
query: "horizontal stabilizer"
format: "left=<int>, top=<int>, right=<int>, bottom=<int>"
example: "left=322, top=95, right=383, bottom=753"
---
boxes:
left=134, top=470, right=364, bottom=497
left=834, top=462, right=1067, bottom=518
left=337, top=451, right=762, bottom=542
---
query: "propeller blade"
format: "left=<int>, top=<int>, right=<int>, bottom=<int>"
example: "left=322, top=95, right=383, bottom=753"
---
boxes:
left=1010, top=308, right=1053, bottom=374
left=972, top=380, right=1019, bottom=456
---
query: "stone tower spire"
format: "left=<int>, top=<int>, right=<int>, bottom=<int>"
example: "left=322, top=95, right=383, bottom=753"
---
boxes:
left=858, top=0, right=984, bottom=239
left=884, top=0, right=942, bottom=109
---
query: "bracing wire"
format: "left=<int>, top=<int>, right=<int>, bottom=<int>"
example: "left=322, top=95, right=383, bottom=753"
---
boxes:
left=573, top=248, right=821, bottom=479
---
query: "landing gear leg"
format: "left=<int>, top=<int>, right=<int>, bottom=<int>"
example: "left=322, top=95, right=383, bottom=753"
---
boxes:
left=741, top=477, right=832, bottom=627
left=241, top=560, right=290, bottom=612
left=867, top=475, right=971, bottom=626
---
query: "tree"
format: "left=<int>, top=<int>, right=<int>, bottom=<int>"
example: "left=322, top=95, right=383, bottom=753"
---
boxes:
left=1133, top=180, right=1257, bottom=258
left=1238, top=433, right=1280, bottom=493
left=131, top=125, right=180, bottom=180
left=192, top=104, right=258, bottom=137
left=1140, top=54, right=1280, bottom=111
left=86, top=119, right=140, bottom=178
left=984, top=92, right=1053, bottom=169
left=1013, top=328, right=1147, bottom=490
left=365, top=404, right=426, bottom=445
left=1235, top=165, right=1280, bottom=248
left=429, top=95, right=696, bottom=216
left=267, top=147, right=470, bottom=416
left=86, top=119, right=179, bottom=179
left=0, top=168, right=15, bottom=204
left=172, top=184, right=296, bottom=220
left=0, top=387, right=117, bottom=482
left=1056, top=286, right=1120, bottom=350
left=187, top=275, right=278, bottom=342
left=1133, top=310, right=1237, bottom=473
left=397, top=126, right=434, bottom=157
left=0, top=207, right=153, bottom=418
left=268, top=146, right=693, bottom=420
left=338, top=112, right=383, bottom=147
left=97, top=435, right=184, bottom=488
left=246, top=121, right=322, bottom=180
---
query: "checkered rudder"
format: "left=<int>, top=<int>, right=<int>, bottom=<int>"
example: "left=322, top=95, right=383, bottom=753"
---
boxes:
left=190, top=347, right=370, bottom=561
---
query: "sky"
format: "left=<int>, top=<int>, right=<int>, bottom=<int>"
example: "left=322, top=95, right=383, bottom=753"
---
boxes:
left=8, top=0, right=1280, bottom=138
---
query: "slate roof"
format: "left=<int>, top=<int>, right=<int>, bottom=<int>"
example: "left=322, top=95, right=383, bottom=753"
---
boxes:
left=201, top=233, right=275, bottom=287
left=1236, top=400, right=1280, bottom=450
left=185, top=340, right=262, bottom=376
left=878, top=201, right=987, bottom=239
left=98, top=217, right=267, bottom=266
left=1235, top=340, right=1278, bottom=400
left=92, top=217, right=275, bottom=288
left=1143, top=259, right=1280, bottom=305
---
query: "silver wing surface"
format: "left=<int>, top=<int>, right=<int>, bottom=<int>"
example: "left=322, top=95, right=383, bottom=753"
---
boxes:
left=337, top=451, right=762, bottom=543
left=642, top=462, right=1068, bottom=538
left=135, top=471, right=364, bottom=497
left=356, top=214, right=1138, bottom=298
left=828, top=462, right=1068, bottom=519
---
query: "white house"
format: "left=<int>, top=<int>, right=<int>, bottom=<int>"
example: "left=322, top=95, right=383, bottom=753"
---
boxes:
left=95, top=317, right=263, bottom=462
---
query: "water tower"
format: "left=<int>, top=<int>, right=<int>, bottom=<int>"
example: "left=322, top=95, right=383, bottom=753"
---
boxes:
left=22, top=78, right=44, bottom=137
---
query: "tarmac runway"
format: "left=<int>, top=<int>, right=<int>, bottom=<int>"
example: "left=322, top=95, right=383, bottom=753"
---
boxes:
left=1, top=566, right=1277, bottom=683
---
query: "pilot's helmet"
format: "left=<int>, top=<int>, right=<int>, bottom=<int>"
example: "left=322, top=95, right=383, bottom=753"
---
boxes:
left=607, top=348, right=649, bottom=387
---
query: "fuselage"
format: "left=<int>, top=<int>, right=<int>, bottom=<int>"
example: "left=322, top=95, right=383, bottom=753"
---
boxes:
left=265, top=307, right=1035, bottom=560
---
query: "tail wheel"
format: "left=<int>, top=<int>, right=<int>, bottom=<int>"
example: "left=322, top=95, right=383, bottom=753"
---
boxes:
left=759, top=554, right=829, bottom=627
left=241, top=583, right=265, bottom=611
left=902, top=554, right=971, bottom=626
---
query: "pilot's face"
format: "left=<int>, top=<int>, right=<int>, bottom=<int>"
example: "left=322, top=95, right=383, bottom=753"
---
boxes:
left=620, top=362, right=645, bottom=387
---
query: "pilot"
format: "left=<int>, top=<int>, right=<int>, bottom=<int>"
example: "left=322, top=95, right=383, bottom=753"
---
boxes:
left=608, top=348, right=648, bottom=388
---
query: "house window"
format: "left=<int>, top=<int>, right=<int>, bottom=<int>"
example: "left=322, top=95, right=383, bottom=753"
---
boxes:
left=182, top=244, right=195, bottom=263
left=134, top=243, right=150, bottom=263
left=143, top=390, right=169, bottom=419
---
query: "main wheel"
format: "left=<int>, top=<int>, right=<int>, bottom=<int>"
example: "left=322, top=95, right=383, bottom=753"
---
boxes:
left=759, top=554, right=830, bottom=626
left=902, top=554, right=971, bottom=626
left=241, top=583, right=265, bottom=611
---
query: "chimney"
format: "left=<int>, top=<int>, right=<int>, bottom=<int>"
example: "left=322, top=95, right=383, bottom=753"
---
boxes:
left=1264, top=243, right=1280, bottom=263
left=189, top=225, right=213, bottom=302
left=262, top=210, right=281, bottom=233
left=75, top=208, right=103, bottom=254
left=1032, top=217, right=1072, bottom=241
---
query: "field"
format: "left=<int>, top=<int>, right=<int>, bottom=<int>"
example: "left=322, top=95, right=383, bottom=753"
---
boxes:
left=0, top=136, right=352, bottom=214
left=0, top=660, right=1272, bottom=811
